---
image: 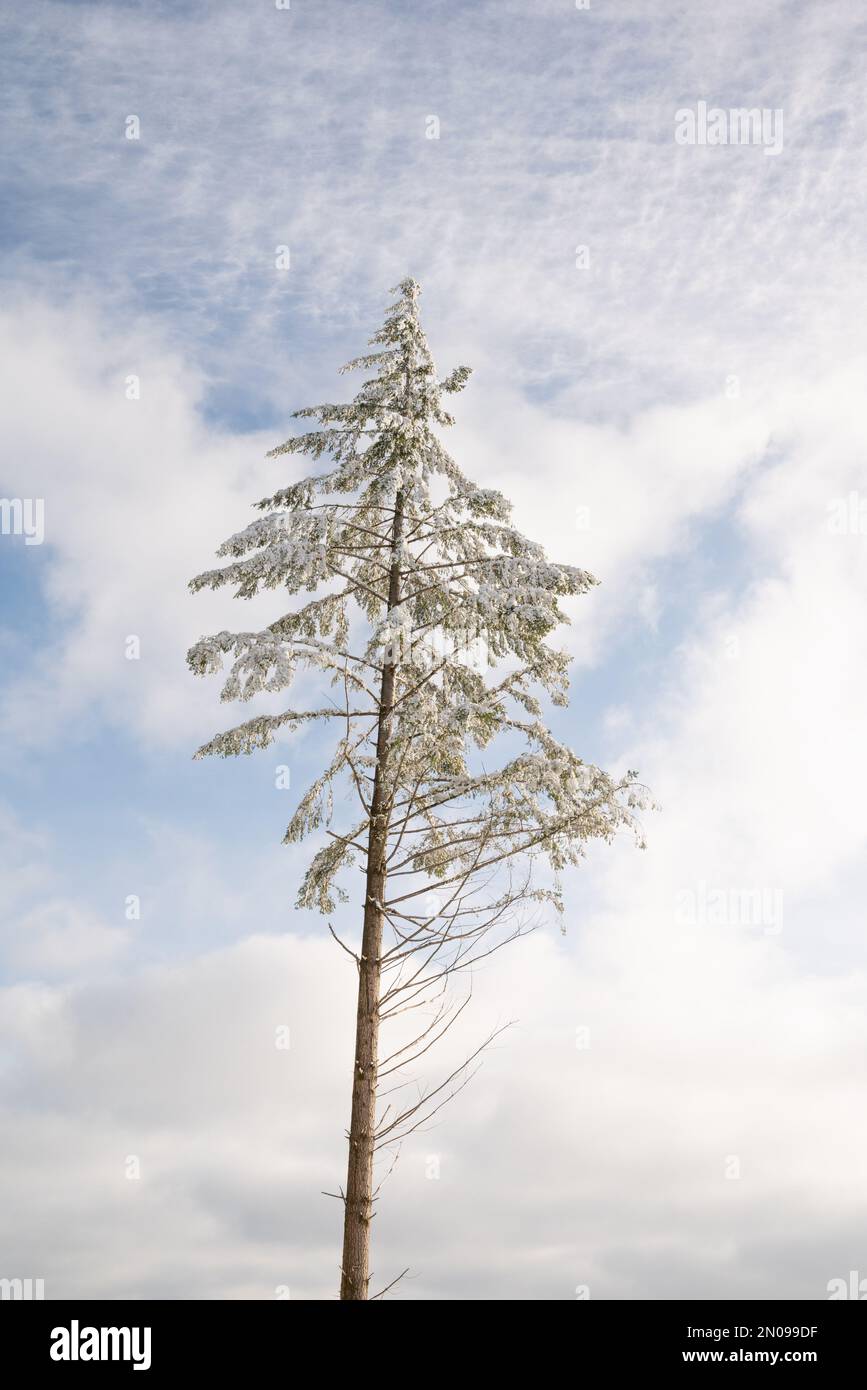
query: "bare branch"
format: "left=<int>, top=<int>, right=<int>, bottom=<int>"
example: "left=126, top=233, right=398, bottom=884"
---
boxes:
left=370, top=1268, right=411, bottom=1301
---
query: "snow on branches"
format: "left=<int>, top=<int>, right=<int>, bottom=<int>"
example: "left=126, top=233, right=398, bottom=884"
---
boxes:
left=188, top=277, right=651, bottom=909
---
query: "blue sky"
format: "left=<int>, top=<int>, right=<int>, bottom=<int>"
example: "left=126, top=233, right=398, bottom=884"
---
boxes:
left=2, top=0, right=867, bottom=1300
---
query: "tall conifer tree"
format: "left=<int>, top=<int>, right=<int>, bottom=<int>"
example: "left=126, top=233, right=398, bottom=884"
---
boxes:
left=188, top=280, right=648, bottom=1299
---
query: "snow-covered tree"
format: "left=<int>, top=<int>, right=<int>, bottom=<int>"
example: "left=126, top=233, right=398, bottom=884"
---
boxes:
left=188, top=279, right=650, bottom=1300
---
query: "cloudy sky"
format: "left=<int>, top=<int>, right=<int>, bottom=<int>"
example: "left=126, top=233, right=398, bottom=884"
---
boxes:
left=2, top=0, right=866, bottom=1300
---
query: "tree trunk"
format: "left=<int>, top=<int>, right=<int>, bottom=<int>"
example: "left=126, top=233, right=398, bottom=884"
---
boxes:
left=339, top=487, right=405, bottom=1301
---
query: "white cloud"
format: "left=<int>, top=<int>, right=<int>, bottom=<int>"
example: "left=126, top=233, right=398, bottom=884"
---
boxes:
left=2, top=904, right=866, bottom=1299
left=9, top=901, right=130, bottom=978
left=0, top=299, right=287, bottom=750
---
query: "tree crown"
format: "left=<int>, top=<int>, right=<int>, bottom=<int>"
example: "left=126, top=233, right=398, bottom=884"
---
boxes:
left=188, top=279, right=649, bottom=924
